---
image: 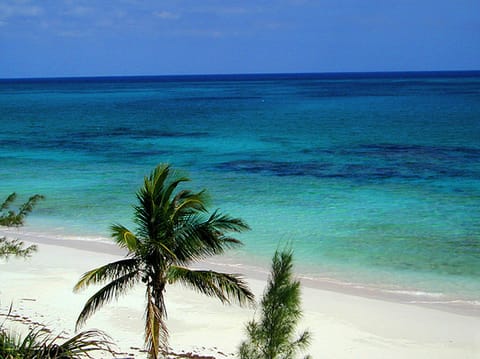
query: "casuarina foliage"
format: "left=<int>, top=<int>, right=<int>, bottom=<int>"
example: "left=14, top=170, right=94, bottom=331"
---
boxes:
left=239, top=249, right=311, bottom=359
left=0, top=193, right=44, bottom=259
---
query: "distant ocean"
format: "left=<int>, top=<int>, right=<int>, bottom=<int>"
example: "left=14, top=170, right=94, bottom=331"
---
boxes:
left=1, top=72, right=479, bottom=311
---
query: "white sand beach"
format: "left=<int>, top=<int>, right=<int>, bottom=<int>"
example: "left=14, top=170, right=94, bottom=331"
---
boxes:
left=1, top=231, right=479, bottom=359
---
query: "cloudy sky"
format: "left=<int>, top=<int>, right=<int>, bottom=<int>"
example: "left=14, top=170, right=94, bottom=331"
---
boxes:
left=0, top=0, right=479, bottom=78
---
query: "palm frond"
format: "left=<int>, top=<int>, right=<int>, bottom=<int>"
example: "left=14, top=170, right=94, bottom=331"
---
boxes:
left=149, top=163, right=171, bottom=195
left=135, top=193, right=170, bottom=246
left=170, top=189, right=207, bottom=212
left=1, top=309, right=114, bottom=359
left=110, top=224, right=140, bottom=252
left=0, top=324, right=39, bottom=358
left=171, top=213, right=246, bottom=264
left=170, top=190, right=209, bottom=220
left=36, top=329, right=115, bottom=359
left=161, top=178, right=191, bottom=210
left=75, top=270, right=140, bottom=330
left=134, top=194, right=157, bottom=237
left=206, top=210, right=251, bottom=232
left=73, top=258, right=140, bottom=292
left=167, top=266, right=254, bottom=306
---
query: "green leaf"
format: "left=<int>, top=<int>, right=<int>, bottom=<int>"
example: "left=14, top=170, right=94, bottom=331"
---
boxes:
left=73, top=258, right=140, bottom=292
left=75, top=270, right=140, bottom=331
left=167, top=266, right=254, bottom=306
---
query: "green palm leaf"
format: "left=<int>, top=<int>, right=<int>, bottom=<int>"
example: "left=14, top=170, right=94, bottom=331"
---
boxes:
left=75, top=270, right=140, bottom=330
left=73, top=258, right=140, bottom=292
left=1, top=313, right=114, bottom=359
left=167, top=266, right=254, bottom=306
left=35, top=329, right=114, bottom=358
left=170, top=214, right=246, bottom=264
left=170, top=191, right=208, bottom=220
left=162, top=178, right=192, bottom=211
left=206, top=210, right=251, bottom=233
left=110, top=224, right=140, bottom=252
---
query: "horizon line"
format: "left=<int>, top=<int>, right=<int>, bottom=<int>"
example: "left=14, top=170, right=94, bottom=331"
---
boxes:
left=1, top=69, right=479, bottom=81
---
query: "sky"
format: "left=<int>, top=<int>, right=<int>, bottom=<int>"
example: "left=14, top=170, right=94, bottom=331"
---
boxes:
left=0, top=0, right=479, bottom=78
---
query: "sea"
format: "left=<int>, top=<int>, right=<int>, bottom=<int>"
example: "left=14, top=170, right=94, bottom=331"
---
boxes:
left=1, top=71, right=479, bottom=312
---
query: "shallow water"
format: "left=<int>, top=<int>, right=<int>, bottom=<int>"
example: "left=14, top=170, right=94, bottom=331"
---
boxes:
left=1, top=72, right=479, bottom=308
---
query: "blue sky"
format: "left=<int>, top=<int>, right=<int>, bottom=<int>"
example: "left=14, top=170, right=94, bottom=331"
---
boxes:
left=0, top=0, right=479, bottom=78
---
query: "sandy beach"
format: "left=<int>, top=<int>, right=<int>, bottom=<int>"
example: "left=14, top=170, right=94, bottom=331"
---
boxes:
left=1, top=230, right=479, bottom=359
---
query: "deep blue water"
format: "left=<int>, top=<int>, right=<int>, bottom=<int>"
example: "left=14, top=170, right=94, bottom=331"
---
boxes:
left=1, top=72, right=479, bottom=307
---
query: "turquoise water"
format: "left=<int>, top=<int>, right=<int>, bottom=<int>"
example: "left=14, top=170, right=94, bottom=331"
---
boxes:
left=1, top=73, right=479, bottom=307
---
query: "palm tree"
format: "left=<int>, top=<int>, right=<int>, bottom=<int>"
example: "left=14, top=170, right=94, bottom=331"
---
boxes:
left=239, top=249, right=311, bottom=359
left=74, top=164, right=254, bottom=358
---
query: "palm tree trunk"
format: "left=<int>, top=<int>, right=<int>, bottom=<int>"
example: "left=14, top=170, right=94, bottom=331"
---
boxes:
left=148, top=280, right=168, bottom=359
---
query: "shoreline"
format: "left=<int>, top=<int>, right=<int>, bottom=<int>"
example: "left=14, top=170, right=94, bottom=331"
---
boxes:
left=1, top=227, right=479, bottom=318
left=1, top=229, right=480, bottom=358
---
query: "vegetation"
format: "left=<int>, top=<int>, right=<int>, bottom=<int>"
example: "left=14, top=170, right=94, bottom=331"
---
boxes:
left=0, top=192, right=115, bottom=358
left=0, top=193, right=45, bottom=227
left=0, top=193, right=44, bottom=259
left=0, top=237, right=37, bottom=260
left=74, top=164, right=255, bottom=358
left=238, top=249, right=311, bottom=359
left=0, top=313, right=114, bottom=359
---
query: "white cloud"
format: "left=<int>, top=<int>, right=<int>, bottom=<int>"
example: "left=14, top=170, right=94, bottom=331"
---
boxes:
left=174, top=28, right=225, bottom=38
left=188, top=5, right=258, bottom=16
left=213, top=6, right=249, bottom=15
left=64, top=6, right=93, bottom=17
left=263, top=22, right=283, bottom=30
left=153, top=11, right=180, bottom=20
left=0, top=1, right=43, bottom=19
left=285, top=0, right=310, bottom=4
left=58, top=29, right=89, bottom=38
left=113, top=9, right=127, bottom=19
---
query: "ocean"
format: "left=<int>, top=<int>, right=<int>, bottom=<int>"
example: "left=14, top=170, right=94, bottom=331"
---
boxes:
left=1, top=72, right=479, bottom=311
